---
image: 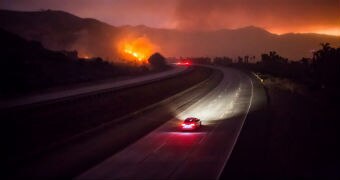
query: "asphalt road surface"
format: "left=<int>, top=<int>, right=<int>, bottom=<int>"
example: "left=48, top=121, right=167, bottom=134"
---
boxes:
left=76, top=66, right=265, bottom=180
left=0, top=66, right=188, bottom=109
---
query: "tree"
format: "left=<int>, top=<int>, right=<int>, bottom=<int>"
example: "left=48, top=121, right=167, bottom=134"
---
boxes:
left=261, top=51, right=288, bottom=65
left=148, top=52, right=167, bottom=69
left=312, top=43, right=340, bottom=88
left=244, top=55, right=249, bottom=63
left=237, top=56, right=243, bottom=64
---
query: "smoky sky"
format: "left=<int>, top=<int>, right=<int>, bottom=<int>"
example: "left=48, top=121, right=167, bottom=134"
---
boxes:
left=174, top=0, right=340, bottom=34
left=1, top=0, right=339, bottom=35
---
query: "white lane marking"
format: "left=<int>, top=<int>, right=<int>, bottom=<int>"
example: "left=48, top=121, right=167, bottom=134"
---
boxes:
left=198, top=134, right=207, bottom=144
left=197, top=74, right=234, bottom=144
left=153, top=142, right=166, bottom=153
left=216, top=72, right=254, bottom=180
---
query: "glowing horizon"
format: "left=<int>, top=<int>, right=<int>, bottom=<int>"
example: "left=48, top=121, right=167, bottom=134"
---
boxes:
left=2, top=0, right=339, bottom=37
left=267, top=26, right=340, bottom=36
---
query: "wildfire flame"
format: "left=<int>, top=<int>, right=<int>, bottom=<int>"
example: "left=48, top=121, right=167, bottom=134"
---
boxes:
left=117, top=36, right=158, bottom=65
left=82, top=55, right=90, bottom=59
left=78, top=52, right=92, bottom=60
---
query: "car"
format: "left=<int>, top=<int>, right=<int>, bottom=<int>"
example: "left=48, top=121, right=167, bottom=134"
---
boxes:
left=181, top=117, right=202, bottom=130
left=175, top=61, right=191, bottom=66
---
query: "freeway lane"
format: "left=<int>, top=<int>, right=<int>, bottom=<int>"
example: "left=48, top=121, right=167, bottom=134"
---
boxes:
left=0, top=65, right=188, bottom=109
left=10, top=66, right=221, bottom=179
left=77, top=66, right=265, bottom=180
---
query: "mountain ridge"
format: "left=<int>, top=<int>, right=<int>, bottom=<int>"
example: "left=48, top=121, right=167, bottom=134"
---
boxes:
left=0, top=9, right=339, bottom=60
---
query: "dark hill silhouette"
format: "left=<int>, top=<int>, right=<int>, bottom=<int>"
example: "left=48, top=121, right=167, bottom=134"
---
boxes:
left=0, top=9, right=119, bottom=60
left=0, top=28, right=146, bottom=97
left=0, top=9, right=339, bottom=60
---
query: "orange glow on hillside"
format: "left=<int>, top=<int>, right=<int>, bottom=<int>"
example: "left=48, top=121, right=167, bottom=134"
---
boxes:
left=268, top=26, right=340, bottom=36
left=79, top=53, right=92, bottom=60
left=314, top=28, right=340, bottom=36
left=82, top=55, right=90, bottom=59
left=117, top=36, right=159, bottom=65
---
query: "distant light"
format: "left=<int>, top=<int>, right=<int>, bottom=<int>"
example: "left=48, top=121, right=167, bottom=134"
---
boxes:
left=175, top=62, right=191, bottom=66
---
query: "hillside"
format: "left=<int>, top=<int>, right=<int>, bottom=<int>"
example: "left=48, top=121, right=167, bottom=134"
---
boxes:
left=0, top=9, right=120, bottom=60
left=0, top=28, right=146, bottom=97
left=0, top=9, right=339, bottom=60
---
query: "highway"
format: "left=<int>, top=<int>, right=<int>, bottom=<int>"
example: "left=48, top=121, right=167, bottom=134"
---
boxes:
left=76, top=66, right=266, bottom=180
left=11, top=65, right=266, bottom=179
left=0, top=66, right=188, bottom=109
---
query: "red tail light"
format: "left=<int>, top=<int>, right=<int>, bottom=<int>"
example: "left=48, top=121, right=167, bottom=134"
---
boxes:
left=176, top=62, right=191, bottom=66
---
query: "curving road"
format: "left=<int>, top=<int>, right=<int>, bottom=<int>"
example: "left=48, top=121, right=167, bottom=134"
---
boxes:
left=77, top=66, right=265, bottom=180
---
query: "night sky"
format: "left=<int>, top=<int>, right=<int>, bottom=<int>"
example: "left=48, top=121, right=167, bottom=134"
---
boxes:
left=1, top=0, right=339, bottom=35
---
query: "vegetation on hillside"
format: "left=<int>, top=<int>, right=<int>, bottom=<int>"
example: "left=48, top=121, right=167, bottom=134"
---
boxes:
left=0, top=28, right=165, bottom=97
left=189, top=43, right=340, bottom=95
